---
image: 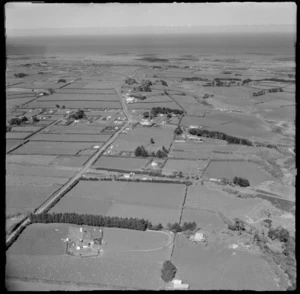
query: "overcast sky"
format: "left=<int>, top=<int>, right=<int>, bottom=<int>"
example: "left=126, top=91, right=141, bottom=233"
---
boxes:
left=5, top=2, right=296, bottom=34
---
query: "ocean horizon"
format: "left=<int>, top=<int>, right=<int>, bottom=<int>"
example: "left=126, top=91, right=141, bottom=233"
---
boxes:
left=6, top=32, right=295, bottom=57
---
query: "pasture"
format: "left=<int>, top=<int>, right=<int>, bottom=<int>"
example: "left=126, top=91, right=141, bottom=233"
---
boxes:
left=29, top=133, right=111, bottom=142
left=93, top=156, right=149, bottom=171
left=10, top=141, right=101, bottom=156
left=6, top=224, right=171, bottom=290
left=185, top=185, right=264, bottom=219
left=204, top=160, right=273, bottom=186
left=171, top=234, right=282, bottom=290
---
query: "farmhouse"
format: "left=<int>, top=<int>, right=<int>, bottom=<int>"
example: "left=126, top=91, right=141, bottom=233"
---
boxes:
left=66, top=227, right=104, bottom=257
left=172, top=279, right=190, bottom=290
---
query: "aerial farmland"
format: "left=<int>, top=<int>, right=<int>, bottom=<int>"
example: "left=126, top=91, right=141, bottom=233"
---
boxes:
left=5, top=4, right=296, bottom=291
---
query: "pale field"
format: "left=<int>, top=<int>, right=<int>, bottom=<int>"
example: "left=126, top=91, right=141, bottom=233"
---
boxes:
left=25, top=100, right=122, bottom=109
left=37, top=93, right=120, bottom=101
left=11, top=141, right=101, bottom=156
left=180, top=208, right=226, bottom=231
left=51, top=180, right=186, bottom=209
left=171, top=233, right=283, bottom=290
left=6, top=132, right=33, bottom=140
left=163, top=159, right=208, bottom=174
left=204, top=160, right=273, bottom=186
left=6, top=224, right=171, bottom=290
left=127, top=101, right=179, bottom=109
left=106, top=203, right=181, bottom=226
left=6, top=154, right=58, bottom=166
left=6, top=97, right=37, bottom=109
left=6, top=139, right=24, bottom=153
left=6, top=163, right=77, bottom=178
left=56, top=88, right=116, bottom=94
left=42, top=124, right=107, bottom=134
left=6, top=184, right=62, bottom=215
left=112, top=125, right=175, bottom=153
left=11, top=126, right=43, bottom=133
left=93, top=156, right=149, bottom=170
left=29, top=133, right=112, bottom=142
left=185, top=184, right=264, bottom=219
left=6, top=174, right=69, bottom=186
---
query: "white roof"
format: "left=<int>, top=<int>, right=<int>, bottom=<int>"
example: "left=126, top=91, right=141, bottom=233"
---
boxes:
left=173, top=279, right=182, bottom=285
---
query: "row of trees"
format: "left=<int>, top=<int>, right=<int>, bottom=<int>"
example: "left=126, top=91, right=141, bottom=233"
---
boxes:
left=188, top=128, right=253, bottom=146
left=8, top=115, right=39, bottom=126
left=134, top=145, right=169, bottom=158
left=30, top=212, right=156, bottom=231
left=150, top=107, right=184, bottom=117
left=167, top=221, right=197, bottom=233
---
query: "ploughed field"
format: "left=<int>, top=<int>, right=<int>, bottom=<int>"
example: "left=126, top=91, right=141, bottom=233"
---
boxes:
left=6, top=223, right=172, bottom=290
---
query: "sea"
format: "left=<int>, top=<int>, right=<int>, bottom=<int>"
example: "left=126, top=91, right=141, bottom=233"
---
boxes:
left=6, top=32, right=295, bottom=57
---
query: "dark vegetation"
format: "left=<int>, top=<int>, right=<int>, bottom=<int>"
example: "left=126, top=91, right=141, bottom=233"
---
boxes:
left=125, top=77, right=137, bottom=85
left=268, top=226, right=290, bottom=243
left=134, top=145, right=169, bottom=158
left=188, top=128, right=253, bottom=146
left=150, top=107, right=184, bottom=117
left=228, top=218, right=246, bottom=231
left=137, top=57, right=169, bottom=62
left=30, top=212, right=157, bottom=231
left=253, top=88, right=283, bottom=96
left=133, top=80, right=152, bottom=92
left=233, top=176, right=250, bottom=187
left=167, top=221, right=197, bottom=233
left=14, top=73, right=28, bottom=78
left=203, top=93, right=214, bottom=99
left=161, top=261, right=177, bottom=283
left=68, top=109, right=85, bottom=120
left=8, top=116, right=29, bottom=126
left=57, top=79, right=66, bottom=83
left=174, top=126, right=183, bottom=135
left=160, top=80, right=168, bottom=86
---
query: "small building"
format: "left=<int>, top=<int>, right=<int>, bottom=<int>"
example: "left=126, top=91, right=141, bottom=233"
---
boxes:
left=151, top=161, right=158, bottom=167
left=173, top=284, right=189, bottom=290
left=123, top=174, right=131, bottom=179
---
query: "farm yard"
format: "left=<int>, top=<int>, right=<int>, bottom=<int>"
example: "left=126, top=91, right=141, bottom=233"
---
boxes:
left=6, top=224, right=172, bottom=290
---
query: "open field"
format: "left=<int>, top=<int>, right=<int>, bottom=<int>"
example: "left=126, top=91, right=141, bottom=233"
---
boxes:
left=29, top=133, right=112, bottom=142
left=37, top=93, right=120, bottom=101
left=163, top=159, right=208, bottom=175
left=6, top=139, right=25, bottom=153
left=204, top=160, right=273, bottom=186
left=185, top=185, right=264, bottom=219
left=171, top=233, right=282, bottom=290
left=25, top=100, right=122, bottom=109
left=93, top=156, right=149, bottom=171
left=50, top=180, right=186, bottom=210
left=6, top=224, right=171, bottom=290
left=11, top=141, right=101, bottom=156
left=6, top=132, right=34, bottom=140
left=42, top=124, right=107, bottom=134
left=6, top=184, right=63, bottom=216
left=127, top=101, right=180, bottom=109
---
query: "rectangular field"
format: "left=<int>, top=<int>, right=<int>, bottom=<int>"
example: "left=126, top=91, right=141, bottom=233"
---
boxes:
left=29, top=133, right=111, bottom=142
left=163, top=159, right=208, bottom=175
left=6, top=140, right=25, bottom=153
left=10, top=141, right=101, bottom=156
left=42, top=124, right=107, bottom=135
left=6, top=132, right=33, bottom=140
left=24, top=100, right=122, bottom=109
left=204, top=160, right=273, bottom=186
left=127, top=102, right=180, bottom=110
left=93, top=156, right=149, bottom=171
left=37, top=93, right=120, bottom=101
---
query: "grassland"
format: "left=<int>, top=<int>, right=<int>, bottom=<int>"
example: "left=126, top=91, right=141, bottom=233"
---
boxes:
left=6, top=52, right=295, bottom=290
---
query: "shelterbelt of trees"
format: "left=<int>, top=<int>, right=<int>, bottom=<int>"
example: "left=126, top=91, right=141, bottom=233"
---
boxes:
left=188, top=128, right=253, bottom=146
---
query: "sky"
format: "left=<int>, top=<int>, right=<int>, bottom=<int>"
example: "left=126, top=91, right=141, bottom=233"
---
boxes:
left=5, top=2, right=297, bottom=35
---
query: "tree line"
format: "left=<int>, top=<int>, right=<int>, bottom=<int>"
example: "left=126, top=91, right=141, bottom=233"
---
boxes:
left=134, top=145, right=169, bottom=158
left=188, top=128, right=253, bottom=146
left=30, top=212, right=159, bottom=231
left=150, top=107, right=184, bottom=117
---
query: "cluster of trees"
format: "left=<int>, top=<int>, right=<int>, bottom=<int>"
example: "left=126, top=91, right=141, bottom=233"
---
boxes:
left=130, top=94, right=147, bottom=100
left=174, top=126, right=183, bottom=135
left=268, top=226, right=290, bottom=243
left=57, top=78, right=66, bottom=83
left=68, top=109, right=85, bottom=120
left=133, top=79, right=152, bottom=92
left=8, top=116, right=29, bottom=126
left=161, top=260, right=177, bottom=283
left=242, top=79, right=252, bottom=85
left=30, top=212, right=156, bottom=231
left=134, top=145, right=168, bottom=158
left=203, top=93, right=214, bottom=99
left=125, top=78, right=137, bottom=85
left=233, top=176, right=250, bottom=187
left=55, top=104, right=65, bottom=109
left=188, top=128, right=253, bottom=146
left=14, top=73, right=27, bottom=78
left=150, top=107, right=184, bottom=117
left=160, top=80, right=168, bottom=86
left=268, top=87, right=283, bottom=93
left=228, top=218, right=246, bottom=231
left=167, top=221, right=197, bottom=233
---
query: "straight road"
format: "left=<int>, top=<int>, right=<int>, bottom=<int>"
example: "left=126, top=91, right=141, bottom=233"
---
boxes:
left=6, top=121, right=129, bottom=247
